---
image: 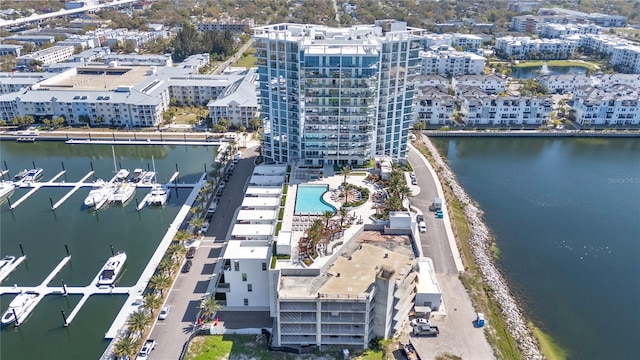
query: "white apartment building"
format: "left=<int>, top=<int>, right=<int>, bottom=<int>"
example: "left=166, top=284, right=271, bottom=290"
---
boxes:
left=219, top=240, right=272, bottom=310
left=0, top=73, right=53, bottom=94
left=57, top=36, right=100, bottom=50
left=0, top=44, right=23, bottom=57
left=419, top=50, right=485, bottom=76
left=495, top=36, right=576, bottom=60
left=539, top=74, right=591, bottom=94
left=460, top=92, right=553, bottom=125
left=196, top=18, right=254, bottom=32
left=5, top=35, right=55, bottom=46
left=610, top=45, right=640, bottom=74
left=592, top=74, right=640, bottom=88
left=452, top=75, right=506, bottom=95
left=538, top=23, right=601, bottom=39
left=414, top=75, right=449, bottom=88
left=272, top=236, right=418, bottom=349
left=451, top=33, right=483, bottom=51
left=208, top=68, right=260, bottom=127
left=413, top=87, right=455, bottom=125
left=16, top=46, right=75, bottom=67
left=571, top=85, right=640, bottom=126
left=420, top=33, right=453, bottom=49
left=103, top=54, right=173, bottom=67
left=254, top=21, right=424, bottom=166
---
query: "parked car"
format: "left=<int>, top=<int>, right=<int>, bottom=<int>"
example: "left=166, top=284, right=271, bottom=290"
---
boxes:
left=181, top=260, right=192, bottom=273
left=136, top=339, right=156, bottom=359
left=219, top=181, right=226, bottom=189
left=418, top=221, right=427, bottom=233
left=410, top=172, right=416, bottom=179
left=186, top=247, right=196, bottom=259
left=158, top=306, right=169, bottom=320
left=200, top=222, right=209, bottom=233
left=410, top=317, right=430, bottom=327
left=416, top=214, right=424, bottom=222
left=411, top=178, right=418, bottom=185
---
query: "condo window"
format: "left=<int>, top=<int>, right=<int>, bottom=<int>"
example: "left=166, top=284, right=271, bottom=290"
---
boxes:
left=244, top=298, right=249, bottom=306
left=234, top=261, right=240, bottom=271
left=248, top=284, right=252, bottom=292
left=262, top=262, right=267, bottom=271
left=242, top=273, right=247, bottom=281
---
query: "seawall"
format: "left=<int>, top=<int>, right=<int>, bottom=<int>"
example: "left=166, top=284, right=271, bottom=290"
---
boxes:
left=421, top=135, right=544, bottom=360
left=425, top=130, right=640, bottom=138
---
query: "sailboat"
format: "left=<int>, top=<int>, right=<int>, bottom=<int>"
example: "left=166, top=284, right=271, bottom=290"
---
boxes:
left=108, top=146, right=135, bottom=206
left=145, top=156, right=169, bottom=206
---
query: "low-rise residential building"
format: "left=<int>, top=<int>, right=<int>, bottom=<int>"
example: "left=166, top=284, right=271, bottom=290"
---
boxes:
left=16, top=46, right=75, bottom=67
left=420, top=50, right=485, bottom=76
left=5, top=35, right=55, bottom=46
left=539, top=74, right=591, bottom=94
left=571, top=85, right=640, bottom=126
left=67, top=47, right=111, bottom=63
left=592, top=73, right=640, bottom=88
left=414, top=75, right=449, bottom=88
left=420, top=33, right=453, bottom=49
left=610, top=45, right=640, bottom=74
left=220, top=240, right=272, bottom=310
left=0, top=44, right=23, bottom=57
left=0, top=72, right=53, bottom=94
left=451, top=33, right=483, bottom=51
left=207, top=68, right=259, bottom=128
left=460, top=92, right=552, bottom=125
left=102, top=54, right=173, bottom=67
left=452, top=75, right=506, bottom=95
left=495, top=36, right=576, bottom=60
left=413, top=86, right=455, bottom=125
left=196, top=18, right=254, bottom=32
left=538, top=23, right=602, bottom=39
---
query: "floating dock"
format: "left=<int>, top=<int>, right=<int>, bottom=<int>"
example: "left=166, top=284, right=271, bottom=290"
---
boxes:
left=0, top=256, right=26, bottom=283
left=66, top=139, right=221, bottom=146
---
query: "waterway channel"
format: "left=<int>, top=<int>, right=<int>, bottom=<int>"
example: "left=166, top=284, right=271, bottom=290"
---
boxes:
left=0, top=141, right=216, bottom=359
left=431, top=137, right=640, bottom=360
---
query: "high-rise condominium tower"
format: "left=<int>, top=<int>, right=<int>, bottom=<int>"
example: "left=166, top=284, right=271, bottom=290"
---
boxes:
left=254, top=20, right=423, bottom=165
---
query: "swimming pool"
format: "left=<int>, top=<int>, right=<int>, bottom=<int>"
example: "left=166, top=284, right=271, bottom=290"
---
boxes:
left=295, top=185, right=337, bottom=215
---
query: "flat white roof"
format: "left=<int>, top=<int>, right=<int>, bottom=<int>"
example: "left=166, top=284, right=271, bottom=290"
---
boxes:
left=236, top=209, right=277, bottom=221
left=242, top=197, right=280, bottom=208
left=249, top=175, right=285, bottom=186
left=417, top=259, right=441, bottom=295
left=277, top=231, right=293, bottom=247
left=223, top=240, right=271, bottom=260
left=231, top=223, right=274, bottom=237
left=253, top=164, right=287, bottom=175
left=245, top=186, right=282, bottom=196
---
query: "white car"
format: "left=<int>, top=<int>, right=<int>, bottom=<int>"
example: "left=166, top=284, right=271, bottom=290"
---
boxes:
left=136, top=339, right=156, bottom=359
left=201, top=222, right=210, bottom=233
left=418, top=221, right=427, bottom=233
left=410, top=172, right=416, bottom=179
left=219, top=181, right=226, bottom=189
left=410, top=318, right=430, bottom=327
left=158, top=306, right=169, bottom=320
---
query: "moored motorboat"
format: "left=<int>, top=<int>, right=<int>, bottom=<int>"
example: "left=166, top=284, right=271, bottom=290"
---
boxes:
left=97, top=252, right=127, bottom=286
left=139, top=171, right=156, bottom=185
left=1, top=292, right=39, bottom=326
left=146, top=184, right=169, bottom=206
left=131, top=169, right=146, bottom=183
left=22, top=168, right=43, bottom=182
left=115, top=169, right=130, bottom=181
left=12, top=169, right=28, bottom=182
left=0, top=181, right=15, bottom=201
left=0, top=255, right=17, bottom=281
left=83, top=179, right=114, bottom=209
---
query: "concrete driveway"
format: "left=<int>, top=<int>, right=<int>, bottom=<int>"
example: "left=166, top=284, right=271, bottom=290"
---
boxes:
left=148, top=147, right=258, bottom=360
left=407, top=148, right=458, bottom=275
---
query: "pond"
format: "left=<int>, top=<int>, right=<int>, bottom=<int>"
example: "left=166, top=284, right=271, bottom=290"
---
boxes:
left=511, top=65, right=587, bottom=79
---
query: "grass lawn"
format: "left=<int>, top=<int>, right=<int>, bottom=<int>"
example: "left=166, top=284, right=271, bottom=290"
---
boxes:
left=512, top=60, right=600, bottom=71
left=234, top=48, right=257, bottom=68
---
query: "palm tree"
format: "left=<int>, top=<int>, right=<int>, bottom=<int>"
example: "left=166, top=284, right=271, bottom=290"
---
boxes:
left=142, top=293, right=163, bottom=314
left=157, top=257, right=177, bottom=275
left=397, top=184, right=413, bottom=201
left=386, top=196, right=403, bottom=212
left=190, top=217, right=205, bottom=234
left=127, top=310, right=152, bottom=336
left=322, top=210, right=334, bottom=229
left=196, top=193, right=206, bottom=210
left=200, top=297, right=222, bottom=321
left=229, top=139, right=237, bottom=154
left=338, top=207, right=349, bottom=228
left=340, top=165, right=352, bottom=186
left=167, top=242, right=187, bottom=260
left=149, top=273, right=172, bottom=296
left=173, top=230, right=191, bottom=244
left=112, top=335, right=139, bottom=359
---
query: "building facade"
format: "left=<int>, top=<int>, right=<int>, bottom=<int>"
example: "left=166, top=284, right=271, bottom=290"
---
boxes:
left=571, top=85, right=640, bottom=126
left=460, top=92, right=553, bottom=125
left=254, top=21, right=423, bottom=166
left=419, top=50, right=485, bottom=76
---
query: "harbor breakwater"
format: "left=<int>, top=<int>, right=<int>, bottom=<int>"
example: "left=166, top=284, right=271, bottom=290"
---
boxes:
left=422, top=136, right=543, bottom=360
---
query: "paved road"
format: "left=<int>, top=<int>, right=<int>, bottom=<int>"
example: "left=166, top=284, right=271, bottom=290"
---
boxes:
left=407, top=147, right=458, bottom=275
left=213, top=39, right=255, bottom=75
left=148, top=147, right=258, bottom=360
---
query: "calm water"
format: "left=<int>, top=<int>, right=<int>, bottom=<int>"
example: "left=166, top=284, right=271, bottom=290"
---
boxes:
left=511, top=65, right=587, bottom=79
left=0, top=141, right=216, bottom=359
left=431, top=137, right=640, bottom=360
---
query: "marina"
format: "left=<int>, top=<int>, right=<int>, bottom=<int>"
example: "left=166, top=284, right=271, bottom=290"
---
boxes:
left=0, top=141, right=217, bottom=359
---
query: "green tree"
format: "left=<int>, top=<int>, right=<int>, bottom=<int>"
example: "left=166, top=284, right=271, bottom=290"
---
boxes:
left=167, top=242, right=187, bottom=260
left=52, top=116, right=66, bottom=128
left=112, top=336, right=139, bottom=359
left=199, top=297, right=222, bottom=321
left=189, top=217, right=205, bottom=232
left=127, top=310, right=152, bottom=336
left=340, top=166, right=352, bottom=186
left=338, top=207, right=349, bottom=228
left=249, top=117, right=261, bottom=132
left=173, top=229, right=191, bottom=244
left=322, top=210, right=334, bottom=229
left=149, top=273, right=172, bottom=296
left=413, top=120, right=426, bottom=131
left=157, top=257, right=177, bottom=276
left=142, top=293, right=163, bottom=314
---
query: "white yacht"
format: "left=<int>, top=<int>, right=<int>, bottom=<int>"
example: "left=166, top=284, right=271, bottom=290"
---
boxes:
left=0, top=255, right=17, bottom=281
left=97, top=252, right=127, bottom=286
left=131, top=169, right=146, bottom=183
left=0, top=181, right=15, bottom=201
left=109, top=181, right=136, bottom=205
left=115, top=169, right=130, bottom=181
left=1, top=292, right=39, bottom=326
left=22, top=168, right=43, bottom=183
left=83, top=179, right=113, bottom=209
left=146, top=184, right=169, bottom=206
left=12, top=169, right=28, bottom=182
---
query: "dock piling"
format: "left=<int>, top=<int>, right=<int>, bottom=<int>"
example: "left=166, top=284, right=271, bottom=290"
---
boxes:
left=147, top=163, right=150, bottom=171
left=135, top=198, right=140, bottom=211
left=3, top=160, right=7, bottom=171
left=110, top=244, right=114, bottom=256
left=49, top=197, right=54, bottom=210
left=90, top=161, right=94, bottom=171
left=204, top=163, right=207, bottom=172
left=12, top=308, right=19, bottom=326
left=32, top=161, right=36, bottom=169
left=61, top=162, right=65, bottom=171
left=62, top=280, right=68, bottom=296
left=6, top=197, right=12, bottom=210
left=19, top=243, right=24, bottom=256
left=61, top=309, right=68, bottom=327
left=65, top=243, right=70, bottom=256
left=118, top=162, right=122, bottom=170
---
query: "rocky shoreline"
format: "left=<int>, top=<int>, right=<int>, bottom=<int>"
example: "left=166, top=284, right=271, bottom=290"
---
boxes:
left=422, top=136, right=544, bottom=360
